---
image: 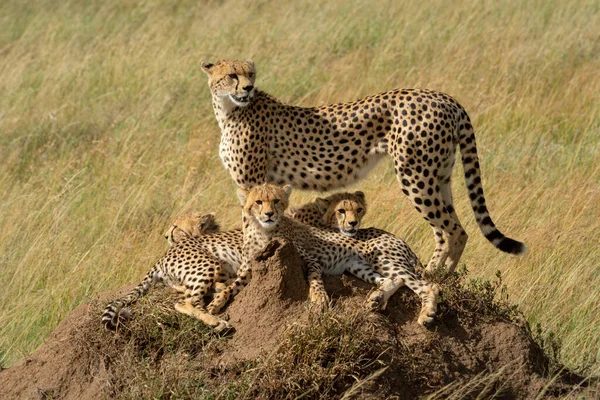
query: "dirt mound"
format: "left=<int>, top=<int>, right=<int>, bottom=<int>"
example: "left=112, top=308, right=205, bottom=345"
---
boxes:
left=223, top=240, right=309, bottom=362
left=0, top=240, right=594, bottom=399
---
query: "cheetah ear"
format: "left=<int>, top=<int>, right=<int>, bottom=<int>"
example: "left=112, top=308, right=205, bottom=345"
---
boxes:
left=315, top=198, right=329, bottom=214
left=199, top=213, right=218, bottom=230
left=354, top=191, right=365, bottom=199
left=237, top=187, right=249, bottom=206
left=282, top=185, right=292, bottom=198
left=245, top=59, right=255, bottom=69
left=201, top=61, right=215, bottom=75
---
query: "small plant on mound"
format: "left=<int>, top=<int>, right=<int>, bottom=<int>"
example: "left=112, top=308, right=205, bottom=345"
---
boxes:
left=435, top=266, right=522, bottom=324
left=229, top=305, right=388, bottom=399
left=89, top=289, right=229, bottom=399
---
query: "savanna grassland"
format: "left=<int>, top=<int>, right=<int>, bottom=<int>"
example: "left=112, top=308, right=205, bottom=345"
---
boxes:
left=0, top=0, right=599, bottom=378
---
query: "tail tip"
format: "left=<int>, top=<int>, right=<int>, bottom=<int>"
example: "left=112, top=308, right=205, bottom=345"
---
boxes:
left=498, top=237, right=527, bottom=255
left=102, top=317, right=117, bottom=331
left=102, top=308, right=131, bottom=331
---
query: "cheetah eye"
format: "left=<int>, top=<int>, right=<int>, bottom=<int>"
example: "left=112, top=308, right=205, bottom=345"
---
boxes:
left=255, top=200, right=262, bottom=205
left=228, top=73, right=238, bottom=80
left=357, top=208, right=364, bottom=214
left=337, top=209, right=345, bottom=214
left=274, top=199, right=280, bottom=204
left=248, top=72, right=255, bottom=78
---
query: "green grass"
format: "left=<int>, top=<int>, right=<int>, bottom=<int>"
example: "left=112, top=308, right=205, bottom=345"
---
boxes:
left=0, top=0, right=599, bottom=378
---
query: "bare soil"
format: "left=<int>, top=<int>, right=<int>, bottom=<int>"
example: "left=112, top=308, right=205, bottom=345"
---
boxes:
left=0, top=240, right=595, bottom=399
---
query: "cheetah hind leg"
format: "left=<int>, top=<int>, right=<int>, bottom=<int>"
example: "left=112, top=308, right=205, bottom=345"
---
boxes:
left=213, top=271, right=236, bottom=294
left=344, top=258, right=399, bottom=311
left=175, top=298, right=232, bottom=333
left=399, top=177, right=452, bottom=274
left=401, top=274, right=440, bottom=327
left=366, top=276, right=404, bottom=311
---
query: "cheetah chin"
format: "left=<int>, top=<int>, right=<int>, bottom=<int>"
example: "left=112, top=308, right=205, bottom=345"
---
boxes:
left=258, top=219, right=277, bottom=229
left=340, top=228, right=358, bottom=237
left=229, top=94, right=251, bottom=107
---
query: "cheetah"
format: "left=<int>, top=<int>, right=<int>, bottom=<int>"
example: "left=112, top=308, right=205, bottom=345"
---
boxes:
left=289, top=191, right=367, bottom=237
left=292, top=191, right=427, bottom=289
left=207, top=184, right=439, bottom=326
left=102, top=212, right=242, bottom=332
left=200, top=59, right=527, bottom=274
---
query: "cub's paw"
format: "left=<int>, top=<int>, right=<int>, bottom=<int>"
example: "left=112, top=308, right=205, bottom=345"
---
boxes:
left=213, top=319, right=234, bottom=334
left=365, top=289, right=386, bottom=311
left=207, top=294, right=227, bottom=315
left=417, top=310, right=437, bottom=328
left=309, top=290, right=329, bottom=313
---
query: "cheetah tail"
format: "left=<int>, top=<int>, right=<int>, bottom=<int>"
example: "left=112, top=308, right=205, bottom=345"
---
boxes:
left=458, top=122, right=527, bottom=255
left=102, top=268, right=159, bottom=331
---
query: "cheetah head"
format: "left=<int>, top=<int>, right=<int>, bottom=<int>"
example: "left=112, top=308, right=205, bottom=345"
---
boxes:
left=238, top=184, right=292, bottom=230
left=164, top=212, right=220, bottom=246
left=315, top=191, right=367, bottom=237
left=201, top=59, right=256, bottom=108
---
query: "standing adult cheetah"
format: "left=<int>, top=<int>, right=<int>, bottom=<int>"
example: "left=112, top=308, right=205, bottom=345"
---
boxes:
left=200, top=59, right=526, bottom=273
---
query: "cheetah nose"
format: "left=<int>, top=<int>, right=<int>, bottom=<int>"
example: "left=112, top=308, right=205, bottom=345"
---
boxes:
left=265, top=211, right=274, bottom=218
left=243, top=85, right=254, bottom=92
left=349, top=221, right=358, bottom=227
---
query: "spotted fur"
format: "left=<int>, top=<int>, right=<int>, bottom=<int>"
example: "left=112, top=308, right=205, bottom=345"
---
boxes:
left=102, top=213, right=242, bottom=332
left=201, top=59, right=527, bottom=274
left=207, top=184, right=439, bottom=326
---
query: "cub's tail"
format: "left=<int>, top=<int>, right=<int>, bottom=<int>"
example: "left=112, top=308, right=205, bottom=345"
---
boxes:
left=102, top=268, right=159, bottom=331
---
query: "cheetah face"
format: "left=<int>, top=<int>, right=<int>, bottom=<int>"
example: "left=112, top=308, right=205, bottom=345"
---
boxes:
left=316, top=191, right=367, bottom=237
left=238, top=184, right=292, bottom=230
left=164, top=212, right=220, bottom=246
left=201, top=59, right=256, bottom=108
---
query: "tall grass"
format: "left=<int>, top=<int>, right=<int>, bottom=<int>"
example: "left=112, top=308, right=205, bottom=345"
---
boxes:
left=1, top=0, right=599, bottom=373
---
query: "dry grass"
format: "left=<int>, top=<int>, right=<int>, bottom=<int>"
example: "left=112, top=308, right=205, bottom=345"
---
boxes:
left=87, top=290, right=386, bottom=399
left=0, top=0, right=599, bottom=379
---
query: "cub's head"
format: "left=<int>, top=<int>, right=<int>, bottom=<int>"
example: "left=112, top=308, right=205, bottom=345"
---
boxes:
left=238, top=184, right=292, bottom=230
left=200, top=59, right=256, bottom=108
left=316, top=191, right=367, bottom=237
left=164, top=212, right=220, bottom=246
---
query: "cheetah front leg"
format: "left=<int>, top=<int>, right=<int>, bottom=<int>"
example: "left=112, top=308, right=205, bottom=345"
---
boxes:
left=206, top=262, right=252, bottom=314
left=305, top=257, right=329, bottom=311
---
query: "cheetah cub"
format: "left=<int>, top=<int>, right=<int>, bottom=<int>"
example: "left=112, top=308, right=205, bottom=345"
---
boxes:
left=292, top=192, right=440, bottom=321
left=102, top=212, right=242, bottom=332
left=207, top=184, right=439, bottom=326
left=288, top=191, right=367, bottom=236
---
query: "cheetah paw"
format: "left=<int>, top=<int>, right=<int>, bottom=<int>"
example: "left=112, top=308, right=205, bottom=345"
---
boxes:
left=309, top=291, right=329, bottom=312
left=417, top=311, right=437, bottom=328
left=207, top=301, right=224, bottom=315
left=213, top=320, right=233, bottom=334
left=365, top=290, right=385, bottom=311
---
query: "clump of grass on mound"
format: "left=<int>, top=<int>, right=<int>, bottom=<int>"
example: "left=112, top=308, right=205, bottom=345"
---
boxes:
left=435, top=266, right=522, bottom=324
left=89, top=290, right=228, bottom=399
left=233, top=306, right=387, bottom=399
left=436, top=266, right=577, bottom=377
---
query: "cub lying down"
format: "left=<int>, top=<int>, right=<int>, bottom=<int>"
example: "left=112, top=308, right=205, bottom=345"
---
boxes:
left=102, top=212, right=241, bottom=332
